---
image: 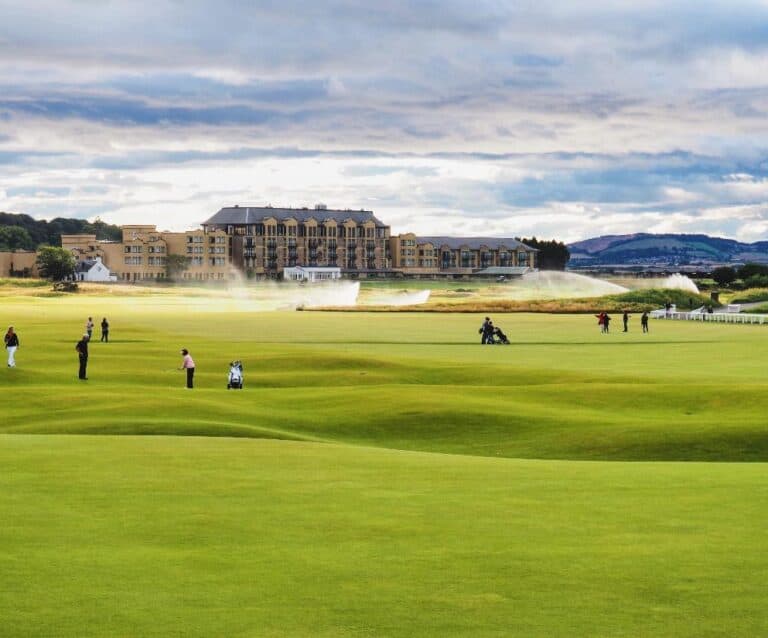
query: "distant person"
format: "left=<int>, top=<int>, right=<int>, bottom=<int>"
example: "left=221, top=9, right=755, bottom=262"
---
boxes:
left=179, top=348, right=195, bottom=389
left=641, top=311, right=649, bottom=333
left=623, top=311, right=630, bottom=332
left=100, top=317, right=109, bottom=343
left=664, top=302, right=672, bottom=317
left=603, top=313, right=612, bottom=333
left=595, top=312, right=605, bottom=333
left=85, top=317, right=94, bottom=339
left=4, top=326, right=19, bottom=368
left=479, top=316, right=492, bottom=344
left=76, top=333, right=89, bottom=380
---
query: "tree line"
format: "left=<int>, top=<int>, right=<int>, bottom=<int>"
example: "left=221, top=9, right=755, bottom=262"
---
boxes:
left=519, top=237, right=571, bottom=270
left=712, top=263, right=768, bottom=288
left=0, top=212, right=122, bottom=251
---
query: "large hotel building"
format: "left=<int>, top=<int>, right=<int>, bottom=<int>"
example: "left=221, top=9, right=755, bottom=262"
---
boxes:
left=53, top=204, right=538, bottom=281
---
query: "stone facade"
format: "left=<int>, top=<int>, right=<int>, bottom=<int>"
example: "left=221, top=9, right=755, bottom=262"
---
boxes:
left=8, top=204, right=539, bottom=282
left=203, top=205, right=391, bottom=276
left=62, top=225, right=230, bottom=282
left=0, top=250, right=38, bottom=277
left=389, top=233, right=537, bottom=276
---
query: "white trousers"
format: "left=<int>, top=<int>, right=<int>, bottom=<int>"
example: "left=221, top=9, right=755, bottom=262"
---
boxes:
left=7, top=346, right=17, bottom=367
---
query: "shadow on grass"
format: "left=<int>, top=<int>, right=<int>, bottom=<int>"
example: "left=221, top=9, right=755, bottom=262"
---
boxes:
left=52, top=339, right=153, bottom=343
left=250, top=340, right=719, bottom=346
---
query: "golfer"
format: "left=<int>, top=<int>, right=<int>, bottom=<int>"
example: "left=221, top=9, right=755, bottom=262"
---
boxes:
left=85, top=317, right=94, bottom=339
left=76, top=333, right=89, bottom=380
left=480, top=316, right=492, bottom=344
left=4, top=326, right=19, bottom=368
left=100, top=317, right=109, bottom=342
left=179, top=348, right=195, bottom=389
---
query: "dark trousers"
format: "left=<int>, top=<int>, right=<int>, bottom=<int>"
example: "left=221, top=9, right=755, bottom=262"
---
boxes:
left=186, top=367, right=195, bottom=389
left=78, top=355, right=88, bottom=379
left=101, top=331, right=108, bottom=342
left=623, top=321, right=628, bottom=332
left=642, top=323, right=648, bottom=333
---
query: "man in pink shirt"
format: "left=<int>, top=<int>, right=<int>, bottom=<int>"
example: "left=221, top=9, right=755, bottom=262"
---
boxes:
left=179, top=348, right=196, bottom=389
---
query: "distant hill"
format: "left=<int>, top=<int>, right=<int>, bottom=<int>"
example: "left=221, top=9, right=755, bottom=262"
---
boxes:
left=0, top=212, right=122, bottom=251
left=568, top=233, right=768, bottom=268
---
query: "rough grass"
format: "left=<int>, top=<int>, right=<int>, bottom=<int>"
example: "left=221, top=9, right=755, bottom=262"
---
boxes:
left=321, top=288, right=714, bottom=313
left=0, top=277, right=50, bottom=288
left=1, top=293, right=768, bottom=636
left=730, top=288, right=768, bottom=304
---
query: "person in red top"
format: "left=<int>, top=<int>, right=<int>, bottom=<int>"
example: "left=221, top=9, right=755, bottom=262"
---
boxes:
left=179, top=348, right=196, bottom=389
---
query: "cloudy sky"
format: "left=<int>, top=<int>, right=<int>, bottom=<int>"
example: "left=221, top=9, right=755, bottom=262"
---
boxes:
left=1, top=1, right=767, bottom=242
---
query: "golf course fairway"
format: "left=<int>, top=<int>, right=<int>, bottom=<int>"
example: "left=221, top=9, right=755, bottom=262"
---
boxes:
left=1, top=292, right=766, bottom=636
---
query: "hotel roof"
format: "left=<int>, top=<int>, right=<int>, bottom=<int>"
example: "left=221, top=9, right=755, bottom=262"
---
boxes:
left=416, top=237, right=538, bottom=251
left=204, top=206, right=387, bottom=227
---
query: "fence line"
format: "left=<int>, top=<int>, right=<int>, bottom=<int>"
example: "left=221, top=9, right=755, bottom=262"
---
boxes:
left=650, top=310, right=767, bottom=325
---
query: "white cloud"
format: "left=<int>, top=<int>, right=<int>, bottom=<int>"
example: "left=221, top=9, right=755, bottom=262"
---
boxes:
left=1, top=1, right=768, bottom=241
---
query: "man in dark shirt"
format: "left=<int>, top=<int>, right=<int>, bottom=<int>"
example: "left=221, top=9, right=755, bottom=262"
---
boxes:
left=641, top=311, right=649, bottom=333
left=479, top=317, right=492, bottom=344
left=76, top=333, right=89, bottom=380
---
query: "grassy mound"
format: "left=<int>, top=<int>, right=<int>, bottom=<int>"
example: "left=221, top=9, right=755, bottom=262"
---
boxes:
left=0, top=299, right=765, bottom=462
left=1, top=435, right=766, bottom=637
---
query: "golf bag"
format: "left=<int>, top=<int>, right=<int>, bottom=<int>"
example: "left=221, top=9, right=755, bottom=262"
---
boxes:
left=227, top=360, right=244, bottom=389
left=493, top=327, right=510, bottom=345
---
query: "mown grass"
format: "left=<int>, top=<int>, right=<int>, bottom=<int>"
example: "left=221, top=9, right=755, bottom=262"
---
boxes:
left=2, top=298, right=767, bottom=460
left=1, top=292, right=767, bottom=636
left=2, top=435, right=766, bottom=638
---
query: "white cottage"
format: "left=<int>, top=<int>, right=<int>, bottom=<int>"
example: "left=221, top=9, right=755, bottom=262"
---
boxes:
left=74, top=256, right=117, bottom=282
left=283, top=266, right=342, bottom=283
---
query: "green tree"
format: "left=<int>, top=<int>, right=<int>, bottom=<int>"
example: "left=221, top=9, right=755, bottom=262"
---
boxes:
left=0, top=226, right=35, bottom=250
left=711, top=266, right=737, bottom=287
left=0, top=211, right=122, bottom=247
left=36, top=246, right=76, bottom=281
left=519, top=237, right=570, bottom=270
left=737, top=262, right=768, bottom=281
left=165, top=253, right=189, bottom=281
left=744, top=274, right=768, bottom=289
